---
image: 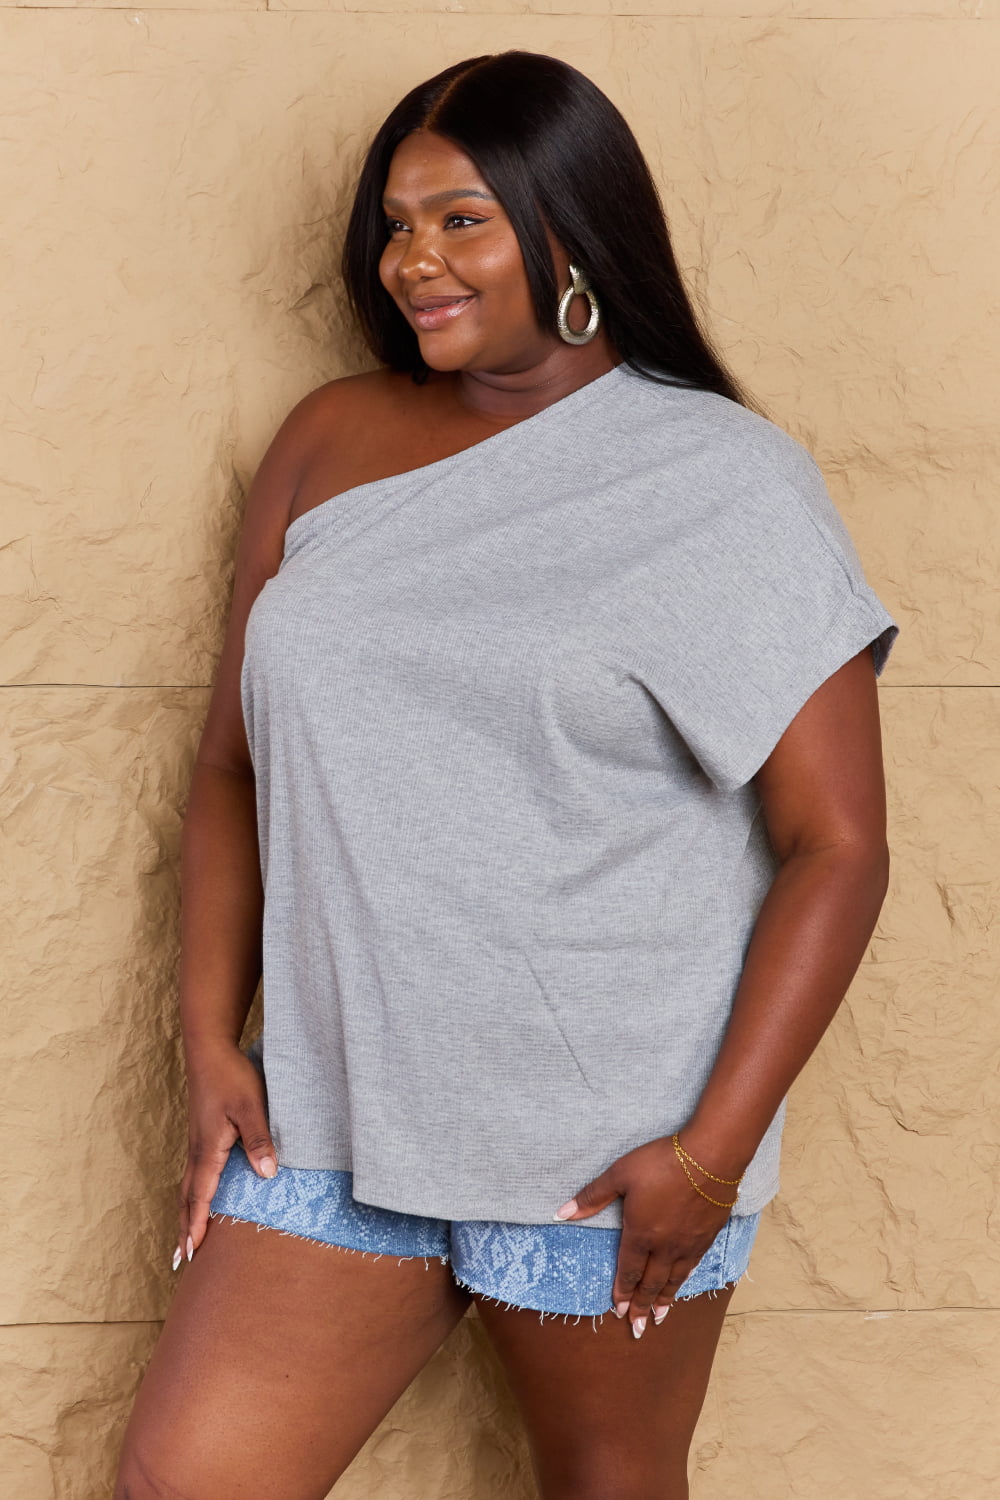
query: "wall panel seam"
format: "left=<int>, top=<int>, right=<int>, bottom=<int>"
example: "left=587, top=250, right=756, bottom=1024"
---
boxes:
left=4, top=1307, right=1000, bottom=1329
left=3, top=7, right=997, bottom=17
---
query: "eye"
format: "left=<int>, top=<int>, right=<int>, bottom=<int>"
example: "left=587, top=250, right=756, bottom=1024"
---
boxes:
left=382, top=212, right=488, bottom=236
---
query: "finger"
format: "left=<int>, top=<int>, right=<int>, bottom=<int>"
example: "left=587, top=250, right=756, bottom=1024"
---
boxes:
left=652, top=1257, right=701, bottom=1323
left=184, top=1094, right=277, bottom=1258
left=173, top=1173, right=192, bottom=1272
left=184, top=1127, right=240, bottom=1257
left=625, top=1249, right=685, bottom=1336
left=618, top=1246, right=681, bottom=1339
left=610, top=1229, right=653, bottom=1324
left=233, top=1097, right=279, bottom=1182
left=553, top=1169, right=619, bottom=1222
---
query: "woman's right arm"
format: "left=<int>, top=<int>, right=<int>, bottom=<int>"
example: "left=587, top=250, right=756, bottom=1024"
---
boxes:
left=172, top=386, right=332, bottom=1271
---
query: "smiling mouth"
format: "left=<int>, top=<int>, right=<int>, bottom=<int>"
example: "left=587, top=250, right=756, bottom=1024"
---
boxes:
left=410, top=295, right=476, bottom=330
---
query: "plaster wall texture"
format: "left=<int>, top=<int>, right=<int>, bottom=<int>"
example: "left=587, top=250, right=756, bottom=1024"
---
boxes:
left=1, top=6, right=997, bottom=1497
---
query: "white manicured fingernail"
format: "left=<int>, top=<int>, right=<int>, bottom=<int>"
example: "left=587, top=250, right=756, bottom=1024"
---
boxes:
left=171, top=1246, right=182, bottom=1272
left=614, top=1300, right=629, bottom=1319
left=632, top=1317, right=647, bottom=1339
left=653, top=1305, right=670, bottom=1324
left=186, top=1235, right=194, bottom=1262
left=553, top=1199, right=578, bottom=1220
left=259, top=1156, right=277, bottom=1178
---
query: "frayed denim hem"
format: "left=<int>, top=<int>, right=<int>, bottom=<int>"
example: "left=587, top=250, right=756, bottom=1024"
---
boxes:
left=674, top=1266, right=755, bottom=1302
left=207, top=1210, right=450, bottom=1272
left=451, top=1264, right=755, bottom=1326
left=448, top=1268, right=612, bottom=1329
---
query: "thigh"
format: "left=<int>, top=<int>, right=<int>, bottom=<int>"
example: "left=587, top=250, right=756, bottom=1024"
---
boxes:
left=115, top=1215, right=471, bottom=1500
left=475, top=1283, right=735, bottom=1500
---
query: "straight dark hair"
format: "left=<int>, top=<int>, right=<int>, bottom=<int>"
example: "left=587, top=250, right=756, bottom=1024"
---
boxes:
left=342, top=51, right=758, bottom=411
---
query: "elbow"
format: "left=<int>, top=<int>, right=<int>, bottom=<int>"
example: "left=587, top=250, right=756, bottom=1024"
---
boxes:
left=783, top=833, right=891, bottom=911
left=837, top=836, right=892, bottom=915
left=875, top=838, right=892, bottom=901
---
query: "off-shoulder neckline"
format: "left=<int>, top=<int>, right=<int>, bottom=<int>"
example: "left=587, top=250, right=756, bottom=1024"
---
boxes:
left=283, top=361, right=631, bottom=547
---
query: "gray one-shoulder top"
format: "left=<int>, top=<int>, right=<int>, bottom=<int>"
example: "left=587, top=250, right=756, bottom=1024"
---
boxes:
left=239, top=361, right=898, bottom=1229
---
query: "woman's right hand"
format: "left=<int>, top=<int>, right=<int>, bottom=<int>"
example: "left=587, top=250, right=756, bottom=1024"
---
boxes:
left=173, top=1039, right=278, bottom=1270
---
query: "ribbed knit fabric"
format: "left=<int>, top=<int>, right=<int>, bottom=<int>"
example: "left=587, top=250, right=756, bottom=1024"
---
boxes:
left=241, top=361, right=898, bottom=1229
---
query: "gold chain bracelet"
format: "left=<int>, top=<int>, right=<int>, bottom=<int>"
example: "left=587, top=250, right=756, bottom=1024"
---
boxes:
left=672, top=1146, right=739, bottom=1209
left=672, top=1133, right=744, bottom=1186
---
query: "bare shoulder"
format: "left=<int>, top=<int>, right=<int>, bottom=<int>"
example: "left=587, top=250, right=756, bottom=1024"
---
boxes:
left=222, top=372, right=411, bottom=603
left=289, top=367, right=455, bottom=524
left=194, top=366, right=433, bottom=773
left=291, top=366, right=432, bottom=438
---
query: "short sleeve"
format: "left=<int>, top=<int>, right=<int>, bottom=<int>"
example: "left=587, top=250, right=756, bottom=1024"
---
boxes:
left=633, top=444, right=899, bottom=795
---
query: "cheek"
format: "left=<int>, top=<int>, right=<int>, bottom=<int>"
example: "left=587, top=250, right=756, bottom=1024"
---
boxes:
left=469, top=242, right=536, bottom=313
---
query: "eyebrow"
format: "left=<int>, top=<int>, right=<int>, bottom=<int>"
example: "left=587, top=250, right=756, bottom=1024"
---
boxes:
left=382, top=189, right=497, bottom=210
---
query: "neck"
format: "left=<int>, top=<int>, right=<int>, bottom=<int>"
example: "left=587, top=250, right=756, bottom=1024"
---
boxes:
left=449, top=338, right=622, bottom=423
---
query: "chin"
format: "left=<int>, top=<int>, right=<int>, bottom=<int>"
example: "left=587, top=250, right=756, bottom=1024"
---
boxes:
left=417, top=350, right=467, bottom=372
left=416, top=341, right=482, bottom=373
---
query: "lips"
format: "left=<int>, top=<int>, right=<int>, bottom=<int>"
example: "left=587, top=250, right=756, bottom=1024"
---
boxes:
left=410, top=295, right=472, bottom=309
left=409, top=295, right=476, bottom=331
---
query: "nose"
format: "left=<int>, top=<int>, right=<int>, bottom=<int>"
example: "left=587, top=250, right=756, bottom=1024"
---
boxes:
left=394, top=227, right=444, bottom=287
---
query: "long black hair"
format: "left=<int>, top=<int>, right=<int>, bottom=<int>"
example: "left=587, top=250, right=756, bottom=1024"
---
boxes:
left=342, top=51, right=758, bottom=410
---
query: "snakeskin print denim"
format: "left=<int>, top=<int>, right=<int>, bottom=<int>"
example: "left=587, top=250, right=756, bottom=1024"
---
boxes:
left=210, top=1140, right=761, bottom=1324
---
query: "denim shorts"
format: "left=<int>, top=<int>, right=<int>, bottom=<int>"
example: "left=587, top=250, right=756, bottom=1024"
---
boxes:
left=209, top=1142, right=760, bottom=1324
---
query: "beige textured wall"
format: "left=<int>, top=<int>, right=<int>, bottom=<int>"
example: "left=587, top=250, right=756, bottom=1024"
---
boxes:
left=1, top=3, right=997, bottom=1495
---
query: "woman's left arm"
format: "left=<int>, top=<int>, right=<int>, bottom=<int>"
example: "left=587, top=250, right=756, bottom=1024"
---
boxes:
left=556, top=643, right=891, bottom=1334
left=681, top=636, right=891, bottom=1173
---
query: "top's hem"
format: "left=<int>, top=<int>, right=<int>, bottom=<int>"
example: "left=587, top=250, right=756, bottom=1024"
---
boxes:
left=266, top=1150, right=779, bottom=1229
left=247, top=1040, right=781, bottom=1227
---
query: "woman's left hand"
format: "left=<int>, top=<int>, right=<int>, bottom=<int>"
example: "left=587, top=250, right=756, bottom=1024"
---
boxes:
left=553, top=1136, right=736, bottom=1337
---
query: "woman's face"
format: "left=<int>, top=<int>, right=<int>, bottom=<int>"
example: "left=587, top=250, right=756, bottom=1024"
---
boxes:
left=379, top=129, right=570, bottom=375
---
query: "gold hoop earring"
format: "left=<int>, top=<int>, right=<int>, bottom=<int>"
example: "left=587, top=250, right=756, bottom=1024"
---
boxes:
left=557, top=263, right=601, bottom=346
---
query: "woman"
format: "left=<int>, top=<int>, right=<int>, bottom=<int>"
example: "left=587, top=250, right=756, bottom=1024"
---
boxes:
left=115, top=50, right=898, bottom=1500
